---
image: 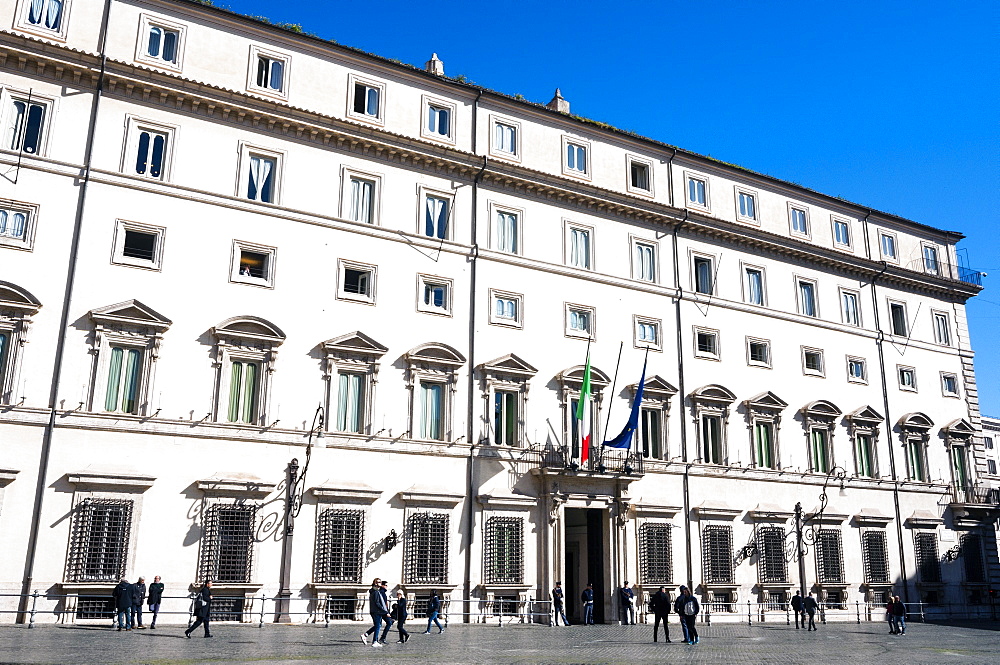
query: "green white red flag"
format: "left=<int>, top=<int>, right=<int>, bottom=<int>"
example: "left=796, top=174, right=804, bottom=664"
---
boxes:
left=576, top=351, right=593, bottom=464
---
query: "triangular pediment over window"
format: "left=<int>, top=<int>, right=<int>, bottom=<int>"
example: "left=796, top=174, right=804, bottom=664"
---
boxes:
left=848, top=405, right=884, bottom=426
left=802, top=400, right=842, bottom=419
left=212, top=316, right=285, bottom=344
left=629, top=375, right=677, bottom=398
left=405, top=342, right=466, bottom=367
left=480, top=353, right=538, bottom=378
left=690, top=384, right=736, bottom=404
left=322, top=331, right=388, bottom=357
left=898, top=412, right=934, bottom=431
left=0, top=280, right=41, bottom=314
left=90, top=299, right=171, bottom=332
left=943, top=418, right=976, bottom=437
left=746, top=391, right=787, bottom=411
left=557, top=365, right=611, bottom=389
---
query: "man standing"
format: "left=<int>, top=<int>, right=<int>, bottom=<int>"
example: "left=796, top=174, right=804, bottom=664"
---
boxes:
left=676, top=585, right=699, bottom=644
left=362, top=578, right=387, bottom=647
left=618, top=581, right=635, bottom=625
left=552, top=582, right=569, bottom=626
left=891, top=595, right=906, bottom=635
left=581, top=583, right=595, bottom=625
left=803, top=592, right=818, bottom=631
left=147, top=576, right=164, bottom=629
left=132, top=577, right=147, bottom=629
left=112, top=578, right=134, bottom=631
left=184, top=581, right=212, bottom=638
left=650, top=586, right=671, bottom=643
left=394, top=591, right=409, bottom=643
left=791, top=590, right=804, bottom=629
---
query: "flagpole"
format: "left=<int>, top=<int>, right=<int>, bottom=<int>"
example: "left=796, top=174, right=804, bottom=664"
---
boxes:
left=579, top=335, right=592, bottom=465
left=600, top=341, right=624, bottom=469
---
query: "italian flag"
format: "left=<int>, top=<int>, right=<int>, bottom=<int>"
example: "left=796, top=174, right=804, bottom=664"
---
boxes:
left=576, top=351, right=593, bottom=464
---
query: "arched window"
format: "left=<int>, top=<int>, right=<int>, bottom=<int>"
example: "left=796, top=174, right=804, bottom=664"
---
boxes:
left=210, top=316, right=285, bottom=425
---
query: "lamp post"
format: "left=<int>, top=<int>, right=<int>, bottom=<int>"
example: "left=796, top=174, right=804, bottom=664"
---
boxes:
left=796, top=466, right=847, bottom=600
left=275, top=405, right=323, bottom=623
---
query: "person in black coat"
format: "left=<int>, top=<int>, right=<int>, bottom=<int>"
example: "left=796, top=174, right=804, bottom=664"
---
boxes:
left=147, top=576, right=164, bottom=629
left=394, top=591, right=409, bottom=643
left=675, top=585, right=699, bottom=644
left=184, top=581, right=213, bottom=638
left=802, top=592, right=819, bottom=631
left=112, top=579, right=134, bottom=631
left=581, top=583, right=595, bottom=625
left=650, top=586, right=671, bottom=642
left=131, top=577, right=147, bottom=628
left=791, top=590, right=804, bottom=629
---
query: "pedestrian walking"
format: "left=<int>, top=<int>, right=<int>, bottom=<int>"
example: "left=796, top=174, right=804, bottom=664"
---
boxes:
left=423, top=590, right=444, bottom=633
left=147, top=576, right=164, bottom=629
left=394, top=591, right=410, bottom=643
left=184, top=581, right=212, bottom=638
left=676, top=585, right=699, bottom=645
left=891, top=596, right=907, bottom=635
left=112, top=578, right=134, bottom=631
left=791, top=590, right=804, bottom=629
left=650, top=586, right=671, bottom=643
left=132, top=577, right=147, bottom=628
left=581, top=583, right=595, bottom=625
left=361, top=578, right=388, bottom=647
left=552, top=581, right=569, bottom=626
left=803, top=592, right=818, bottom=631
left=619, top=581, right=635, bottom=625
left=885, top=597, right=896, bottom=634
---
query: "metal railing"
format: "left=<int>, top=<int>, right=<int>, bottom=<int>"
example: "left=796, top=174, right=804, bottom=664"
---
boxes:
left=903, top=258, right=983, bottom=286
left=950, top=483, right=1000, bottom=505
left=521, top=445, right=644, bottom=476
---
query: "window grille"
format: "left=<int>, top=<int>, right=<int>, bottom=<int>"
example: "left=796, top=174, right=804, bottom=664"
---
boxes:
left=198, top=504, right=257, bottom=584
left=411, top=596, right=431, bottom=619
left=871, top=590, right=887, bottom=605
left=405, top=512, right=449, bottom=584
left=862, top=530, right=890, bottom=584
left=210, top=597, right=245, bottom=622
left=324, top=597, right=356, bottom=620
left=484, top=516, right=523, bottom=584
left=816, top=529, right=844, bottom=583
left=639, top=523, right=673, bottom=584
left=914, top=532, right=941, bottom=583
left=702, top=525, right=734, bottom=584
left=492, top=596, right=518, bottom=616
left=961, top=533, right=985, bottom=583
left=314, top=508, right=364, bottom=583
left=758, top=526, right=787, bottom=583
left=66, top=498, right=133, bottom=582
left=76, top=596, right=114, bottom=620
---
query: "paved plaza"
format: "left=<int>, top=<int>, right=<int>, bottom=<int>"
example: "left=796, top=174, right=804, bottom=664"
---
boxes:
left=0, top=620, right=998, bottom=665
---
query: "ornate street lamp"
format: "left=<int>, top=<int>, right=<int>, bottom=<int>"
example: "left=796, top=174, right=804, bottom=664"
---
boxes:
left=275, top=405, right=323, bottom=623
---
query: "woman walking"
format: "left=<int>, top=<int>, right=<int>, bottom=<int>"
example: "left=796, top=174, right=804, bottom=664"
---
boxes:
left=184, top=581, right=212, bottom=638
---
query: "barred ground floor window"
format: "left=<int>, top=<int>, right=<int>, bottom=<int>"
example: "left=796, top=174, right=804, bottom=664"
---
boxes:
left=405, top=512, right=449, bottom=584
left=66, top=498, right=134, bottom=583
left=198, top=504, right=258, bottom=584
left=702, top=524, right=734, bottom=584
left=639, top=522, right=673, bottom=585
left=314, top=508, right=364, bottom=583
left=484, top=516, right=523, bottom=584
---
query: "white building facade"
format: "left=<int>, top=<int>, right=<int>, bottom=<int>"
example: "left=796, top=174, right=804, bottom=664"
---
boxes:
left=0, top=0, right=996, bottom=625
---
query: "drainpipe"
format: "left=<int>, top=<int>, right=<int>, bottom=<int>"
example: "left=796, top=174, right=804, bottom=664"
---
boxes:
left=17, top=0, right=114, bottom=624
left=671, top=212, right=694, bottom=590
left=666, top=149, right=677, bottom=208
left=462, top=89, right=485, bottom=624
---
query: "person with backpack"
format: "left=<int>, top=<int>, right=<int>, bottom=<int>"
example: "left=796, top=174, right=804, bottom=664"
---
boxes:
left=184, top=581, right=212, bottom=638
left=424, top=590, right=444, bottom=633
left=393, top=591, right=409, bottom=643
left=147, top=576, right=164, bottom=629
left=791, top=590, right=804, bottom=629
left=675, top=585, right=699, bottom=644
left=802, top=592, right=819, bottom=630
left=650, top=586, right=671, bottom=643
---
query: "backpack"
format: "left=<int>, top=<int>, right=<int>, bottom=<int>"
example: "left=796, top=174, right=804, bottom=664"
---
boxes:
left=684, top=599, right=697, bottom=616
left=390, top=603, right=399, bottom=621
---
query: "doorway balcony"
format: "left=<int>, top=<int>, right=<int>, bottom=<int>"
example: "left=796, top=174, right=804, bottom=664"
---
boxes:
left=523, top=445, right=644, bottom=476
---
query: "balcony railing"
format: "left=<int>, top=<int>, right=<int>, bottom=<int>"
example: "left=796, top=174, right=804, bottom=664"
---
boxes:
left=904, top=258, right=983, bottom=286
left=522, top=444, right=644, bottom=476
left=950, top=483, right=1000, bottom=505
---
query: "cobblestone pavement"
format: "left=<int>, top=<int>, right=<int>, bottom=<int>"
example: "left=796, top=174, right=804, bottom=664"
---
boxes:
left=1, top=620, right=998, bottom=665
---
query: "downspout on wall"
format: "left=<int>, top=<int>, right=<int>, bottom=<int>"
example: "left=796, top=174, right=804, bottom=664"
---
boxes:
left=671, top=211, right=693, bottom=590
left=17, top=0, right=115, bottom=623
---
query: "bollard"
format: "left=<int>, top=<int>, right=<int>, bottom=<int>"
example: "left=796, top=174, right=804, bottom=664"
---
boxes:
left=28, top=590, right=39, bottom=629
left=704, top=604, right=711, bottom=626
left=747, top=600, right=752, bottom=627
left=259, top=594, right=266, bottom=628
left=919, top=600, right=925, bottom=623
left=855, top=600, right=861, bottom=624
left=785, top=603, right=790, bottom=626
left=324, top=604, right=330, bottom=629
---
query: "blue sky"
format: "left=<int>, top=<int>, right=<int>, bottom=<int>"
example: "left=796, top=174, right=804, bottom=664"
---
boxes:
left=216, top=0, right=1000, bottom=415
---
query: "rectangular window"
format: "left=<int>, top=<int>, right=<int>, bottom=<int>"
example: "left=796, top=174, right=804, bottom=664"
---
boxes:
left=0, top=206, right=30, bottom=244
left=988, top=459, right=997, bottom=475
left=565, top=142, right=588, bottom=174
left=923, top=245, right=940, bottom=274
left=961, top=534, right=985, bottom=583
left=336, top=372, right=365, bottom=433
left=816, top=529, right=844, bottom=583
left=405, top=512, right=449, bottom=584
left=693, top=256, right=714, bottom=294
left=419, top=277, right=451, bottom=315
left=790, top=207, right=809, bottom=235
left=898, top=366, right=917, bottom=391
left=424, top=195, right=450, bottom=239
left=753, top=421, right=776, bottom=469
left=802, top=348, right=824, bottom=376
left=701, top=414, right=723, bottom=464
left=568, top=226, right=592, bottom=269
left=112, top=220, right=164, bottom=270
left=104, top=346, right=142, bottom=414
left=633, top=241, right=656, bottom=282
left=419, top=382, right=444, bottom=440
left=495, top=296, right=518, bottom=321
left=246, top=153, right=276, bottom=203
left=745, top=267, right=764, bottom=305
left=637, top=320, right=658, bottom=346
left=25, top=0, right=65, bottom=32
left=227, top=360, right=260, bottom=423
left=758, top=526, right=787, bottom=582
left=687, top=177, right=707, bottom=207
left=567, top=306, right=593, bottom=336
left=353, top=81, right=381, bottom=118
left=348, top=177, right=375, bottom=224
left=427, top=104, right=450, bottom=136
left=833, top=219, right=851, bottom=247
left=880, top=232, right=897, bottom=260
left=198, top=504, right=257, bottom=584
left=941, top=372, right=959, bottom=397
left=338, top=260, right=375, bottom=304
left=132, top=127, right=167, bottom=179
left=640, top=408, right=663, bottom=458
left=841, top=290, right=860, bottom=326
left=951, top=445, right=969, bottom=490
left=747, top=338, right=770, bottom=367
left=495, top=210, right=519, bottom=254
left=238, top=249, right=269, bottom=280
left=986, top=437, right=994, bottom=450
left=889, top=302, right=908, bottom=336
left=737, top=191, right=756, bottom=221
left=314, top=508, right=364, bottom=583
left=5, top=96, right=46, bottom=155
left=932, top=312, right=951, bottom=346
left=811, top=429, right=831, bottom=473
left=702, top=525, right=734, bottom=583
left=489, top=290, right=523, bottom=328
left=630, top=160, right=651, bottom=191
left=484, top=516, right=523, bottom=584
left=639, top=523, right=673, bottom=584
left=695, top=329, right=719, bottom=359
left=855, top=433, right=875, bottom=477
left=914, top=532, right=941, bottom=583
left=493, top=389, right=518, bottom=446
left=493, top=121, right=518, bottom=156
left=847, top=357, right=867, bottom=383
left=906, top=438, right=927, bottom=481
left=255, top=55, right=284, bottom=92
left=146, top=24, right=179, bottom=64
left=797, top=279, right=817, bottom=317
left=862, top=530, right=890, bottom=583
left=67, top=498, right=133, bottom=582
